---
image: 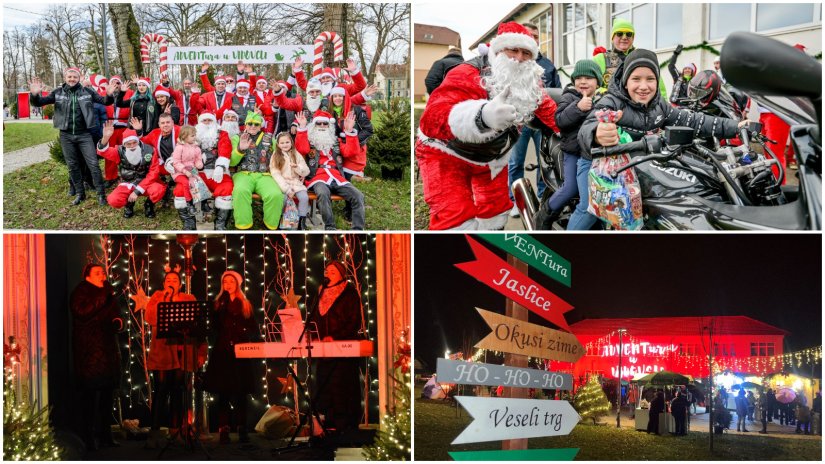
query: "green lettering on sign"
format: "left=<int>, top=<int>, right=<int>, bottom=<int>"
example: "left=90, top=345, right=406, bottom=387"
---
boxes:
left=478, top=234, right=571, bottom=287
left=449, top=449, right=579, bottom=461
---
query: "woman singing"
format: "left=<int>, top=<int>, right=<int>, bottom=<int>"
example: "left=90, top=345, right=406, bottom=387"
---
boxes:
left=202, top=270, right=260, bottom=444
left=308, top=261, right=364, bottom=435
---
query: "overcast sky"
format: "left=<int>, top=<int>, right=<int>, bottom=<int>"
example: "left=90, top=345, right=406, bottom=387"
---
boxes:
left=3, top=3, right=49, bottom=30
left=415, top=1, right=521, bottom=56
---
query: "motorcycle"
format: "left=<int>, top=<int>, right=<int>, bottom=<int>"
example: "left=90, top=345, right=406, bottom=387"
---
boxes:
left=514, top=32, right=821, bottom=230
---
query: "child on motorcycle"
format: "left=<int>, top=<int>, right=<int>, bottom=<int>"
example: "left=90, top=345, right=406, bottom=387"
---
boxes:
left=573, top=49, right=753, bottom=229
left=534, top=60, right=602, bottom=230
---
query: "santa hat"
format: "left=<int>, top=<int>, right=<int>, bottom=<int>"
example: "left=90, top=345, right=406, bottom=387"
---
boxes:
left=109, top=75, right=123, bottom=85
left=198, top=112, right=216, bottom=123
left=794, top=43, right=807, bottom=52
left=319, top=67, right=336, bottom=80
left=307, top=78, right=323, bottom=93
left=682, top=63, right=697, bottom=75
left=223, top=109, right=238, bottom=119
left=121, top=129, right=139, bottom=145
left=90, top=73, right=108, bottom=88
left=136, top=77, right=151, bottom=87
left=64, top=67, right=82, bottom=75
left=329, top=86, right=346, bottom=97
left=477, top=43, right=490, bottom=56
left=214, top=75, right=227, bottom=84
left=312, top=110, right=334, bottom=125
left=593, top=46, right=607, bottom=57
left=489, top=22, right=538, bottom=58
left=221, top=271, right=244, bottom=292
left=153, top=85, right=170, bottom=98
left=255, top=76, right=268, bottom=86
left=235, top=79, right=251, bottom=89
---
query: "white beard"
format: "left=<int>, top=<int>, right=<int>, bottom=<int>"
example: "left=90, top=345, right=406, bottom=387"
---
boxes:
left=320, top=82, right=334, bottom=97
left=227, top=84, right=236, bottom=93
left=195, top=123, right=219, bottom=149
left=124, top=146, right=143, bottom=165
left=308, top=125, right=336, bottom=152
left=220, top=120, right=240, bottom=138
left=483, top=53, right=544, bottom=124
left=307, top=95, right=322, bottom=112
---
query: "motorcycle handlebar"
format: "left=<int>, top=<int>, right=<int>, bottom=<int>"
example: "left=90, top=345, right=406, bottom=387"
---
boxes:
left=591, top=139, right=648, bottom=158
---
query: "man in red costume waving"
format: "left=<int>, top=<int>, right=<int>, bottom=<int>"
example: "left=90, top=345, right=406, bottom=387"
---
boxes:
left=417, top=22, right=559, bottom=230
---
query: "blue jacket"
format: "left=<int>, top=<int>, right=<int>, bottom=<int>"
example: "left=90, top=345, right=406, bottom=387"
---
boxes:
left=537, top=53, right=562, bottom=89
left=90, top=102, right=108, bottom=143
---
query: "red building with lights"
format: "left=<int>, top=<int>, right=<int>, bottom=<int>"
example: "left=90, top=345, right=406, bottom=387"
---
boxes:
left=550, top=316, right=787, bottom=382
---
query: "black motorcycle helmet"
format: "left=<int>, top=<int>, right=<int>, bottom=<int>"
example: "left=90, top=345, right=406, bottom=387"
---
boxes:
left=687, top=70, right=723, bottom=108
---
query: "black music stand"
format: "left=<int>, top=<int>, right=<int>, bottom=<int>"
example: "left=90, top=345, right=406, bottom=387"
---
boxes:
left=155, top=300, right=212, bottom=460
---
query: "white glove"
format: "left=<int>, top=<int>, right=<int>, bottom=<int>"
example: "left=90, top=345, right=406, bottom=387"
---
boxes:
left=211, top=166, right=224, bottom=183
left=481, top=87, right=517, bottom=130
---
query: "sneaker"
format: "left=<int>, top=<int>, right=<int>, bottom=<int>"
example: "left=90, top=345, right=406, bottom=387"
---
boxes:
left=509, top=205, right=520, bottom=218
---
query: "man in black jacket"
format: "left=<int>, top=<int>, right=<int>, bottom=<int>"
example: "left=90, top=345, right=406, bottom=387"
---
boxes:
left=30, top=68, right=115, bottom=206
left=424, top=46, right=464, bottom=95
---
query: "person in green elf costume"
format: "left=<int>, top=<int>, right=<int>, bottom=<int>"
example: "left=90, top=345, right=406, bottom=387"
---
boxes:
left=229, top=111, right=285, bottom=229
left=593, top=19, right=668, bottom=98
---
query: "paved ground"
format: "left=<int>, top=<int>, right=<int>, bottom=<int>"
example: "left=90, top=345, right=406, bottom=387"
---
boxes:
left=4, top=142, right=52, bottom=173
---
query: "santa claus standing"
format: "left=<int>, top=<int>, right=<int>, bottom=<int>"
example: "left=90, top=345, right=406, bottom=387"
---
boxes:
left=417, top=22, right=559, bottom=230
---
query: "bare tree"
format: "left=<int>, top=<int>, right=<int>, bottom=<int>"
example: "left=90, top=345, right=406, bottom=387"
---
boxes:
left=41, top=5, right=88, bottom=69
left=349, top=3, right=410, bottom=82
left=108, top=3, right=144, bottom=78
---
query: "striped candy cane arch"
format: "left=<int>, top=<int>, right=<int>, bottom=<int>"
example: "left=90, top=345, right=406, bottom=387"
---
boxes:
left=313, top=31, right=344, bottom=76
left=140, top=33, right=169, bottom=80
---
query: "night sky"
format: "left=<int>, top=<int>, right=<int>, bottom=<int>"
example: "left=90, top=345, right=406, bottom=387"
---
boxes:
left=414, top=234, right=822, bottom=371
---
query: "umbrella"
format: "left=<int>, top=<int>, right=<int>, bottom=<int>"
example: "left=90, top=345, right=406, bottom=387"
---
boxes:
left=732, top=381, right=763, bottom=391
left=637, top=371, right=691, bottom=385
left=774, top=387, right=797, bottom=404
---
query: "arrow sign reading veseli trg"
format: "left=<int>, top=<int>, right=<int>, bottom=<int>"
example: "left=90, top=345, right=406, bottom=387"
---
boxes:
left=475, top=308, right=584, bottom=363
left=452, top=396, right=580, bottom=444
left=478, top=234, right=571, bottom=287
left=455, top=236, right=574, bottom=331
left=437, top=358, right=573, bottom=391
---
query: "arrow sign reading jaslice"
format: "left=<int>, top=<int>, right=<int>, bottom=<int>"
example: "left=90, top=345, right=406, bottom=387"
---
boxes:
left=478, top=234, right=571, bottom=287
left=475, top=308, right=584, bottom=363
left=452, top=397, right=580, bottom=444
left=455, top=236, right=573, bottom=331
left=437, top=358, right=573, bottom=391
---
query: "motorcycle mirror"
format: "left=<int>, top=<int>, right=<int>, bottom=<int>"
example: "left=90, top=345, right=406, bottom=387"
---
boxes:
left=721, top=32, right=821, bottom=99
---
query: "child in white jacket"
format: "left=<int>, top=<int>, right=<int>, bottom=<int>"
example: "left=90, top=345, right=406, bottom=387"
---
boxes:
left=270, top=130, right=310, bottom=229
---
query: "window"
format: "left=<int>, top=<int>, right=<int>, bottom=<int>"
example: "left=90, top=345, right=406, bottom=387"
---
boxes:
left=750, top=342, right=776, bottom=356
left=713, top=343, right=736, bottom=357
left=679, top=343, right=698, bottom=356
left=531, top=8, right=553, bottom=60
left=709, top=4, right=752, bottom=40
left=561, top=3, right=600, bottom=66
left=756, top=3, right=815, bottom=31
left=611, top=3, right=680, bottom=50
left=424, top=33, right=433, bottom=40
left=710, top=3, right=820, bottom=40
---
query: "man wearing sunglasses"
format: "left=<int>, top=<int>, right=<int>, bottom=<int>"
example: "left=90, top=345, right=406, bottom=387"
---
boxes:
left=594, top=19, right=667, bottom=97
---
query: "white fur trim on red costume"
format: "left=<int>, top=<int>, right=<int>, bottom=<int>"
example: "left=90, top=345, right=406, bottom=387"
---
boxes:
left=214, top=156, right=230, bottom=170
left=489, top=32, right=538, bottom=57
left=329, top=87, right=346, bottom=96
left=154, top=89, right=170, bottom=98
left=476, top=210, right=510, bottom=230
left=342, top=167, right=364, bottom=177
left=313, top=116, right=333, bottom=124
left=198, top=113, right=216, bottom=123
left=215, top=195, right=233, bottom=209
left=122, top=134, right=140, bottom=144
left=137, top=78, right=151, bottom=87
left=447, top=99, right=499, bottom=144
left=416, top=129, right=511, bottom=178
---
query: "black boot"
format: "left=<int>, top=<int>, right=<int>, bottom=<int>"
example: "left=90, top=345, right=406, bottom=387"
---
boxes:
left=187, top=201, right=197, bottom=217
left=98, top=194, right=107, bottom=206
left=201, top=200, right=212, bottom=214
left=123, top=202, right=135, bottom=218
left=214, top=209, right=231, bottom=230
left=68, top=181, right=76, bottom=197
left=144, top=199, right=156, bottom=218
left=177, top=208, right=197, bottom=230
left=72, top=193, right=86, bottom=206
left=533, top=205, right=561, bottom=230
left=298, top=216, right=307, bottom=230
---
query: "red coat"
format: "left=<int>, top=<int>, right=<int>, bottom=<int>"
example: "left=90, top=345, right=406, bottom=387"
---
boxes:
left=173, top=90, right=202, bottom=126
left=286, top=68, right=367, bottom=97
left=215, top=130, right=233, bottom=170
left=108, top=89, right=133, bottom=126
left=295, top=128, right=360, bottom=187
left=419, top=60, right=559, bottom=160
left=141, top=126, right=182, bottom=174
left=199, top=91, right=235, bottom=122
left=97, top=142, right=163, bottom=193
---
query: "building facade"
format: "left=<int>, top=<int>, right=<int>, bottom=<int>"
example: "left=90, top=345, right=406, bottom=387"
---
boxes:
left=413, top=24, right=462, bottom=101
left=472, top=3, right=822, bottom=90
left=374, top=64, right=410, bottom=100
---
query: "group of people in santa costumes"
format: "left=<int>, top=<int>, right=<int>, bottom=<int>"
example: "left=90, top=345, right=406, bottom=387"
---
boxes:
left=417, top=22, right=560, bottom=230
left=34, top=57, right=376, bottom=230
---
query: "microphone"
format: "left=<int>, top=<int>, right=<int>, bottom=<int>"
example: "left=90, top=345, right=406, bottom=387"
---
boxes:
left=165, top=286, right=174, bottom=302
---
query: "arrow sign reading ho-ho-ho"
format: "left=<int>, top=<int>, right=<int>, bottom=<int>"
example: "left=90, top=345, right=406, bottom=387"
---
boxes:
left=437, top=358, right=574, bottom=391
left=449, top=448, right=580, bottom=461
left=475, top=308, right=584, bottom=363
left=452, top=396, right=580, bottom=444
left=478, top=234, right=571, bottom=287
left=455, top=236, right=574, bottom=332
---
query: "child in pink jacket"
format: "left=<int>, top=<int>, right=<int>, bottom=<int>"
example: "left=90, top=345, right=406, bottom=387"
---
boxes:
left=171, top=125, right=203, bottom=207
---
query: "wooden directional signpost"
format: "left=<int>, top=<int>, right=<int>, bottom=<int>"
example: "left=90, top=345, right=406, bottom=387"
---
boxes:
left=447, top=235, right=582, bottom=460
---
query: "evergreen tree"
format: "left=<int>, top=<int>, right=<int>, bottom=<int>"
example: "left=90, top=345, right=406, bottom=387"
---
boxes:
left=573, top=374, right=611, bottom=425
left=3, top=375, right=62, bottom=461
left=369, top=98, right=411, bottom=176
left=363, top=348, right=411, bottom=461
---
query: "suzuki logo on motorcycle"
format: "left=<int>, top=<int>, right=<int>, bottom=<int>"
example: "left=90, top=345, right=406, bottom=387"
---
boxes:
left=651, top=161, right=697, bottom=183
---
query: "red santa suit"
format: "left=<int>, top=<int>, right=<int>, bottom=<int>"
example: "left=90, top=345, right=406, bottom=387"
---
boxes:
left=295, top=126, right=360, bottom=188
left=416, top=23, right=559, bottom=230
left=198, top=75, right=235, bottom=123
left=199, top=129, right=235, bottom=204
left=98, top=76, right=132, bottom=181
left=97, top=130, right=166, bottom=208
left=141, top=126, right=182, bottom=176
left=286, top=65, right=367, bottom=97
left=174, top=89, right=202, bottom=126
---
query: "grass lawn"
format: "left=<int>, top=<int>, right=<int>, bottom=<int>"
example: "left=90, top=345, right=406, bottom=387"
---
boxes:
left=414, top=385, right=822, bottom=461
left=4, top=159, right=410, bottom=230
left=3, top=123, right=58, bottom=152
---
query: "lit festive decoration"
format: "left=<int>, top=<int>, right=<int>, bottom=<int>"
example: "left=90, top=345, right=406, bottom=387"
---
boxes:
left=573, top=374, right=610, bottom=425
left=363, top=341, right=411, bottom=461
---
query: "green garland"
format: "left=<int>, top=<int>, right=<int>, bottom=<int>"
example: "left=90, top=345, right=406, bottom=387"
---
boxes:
left=659, top=41, right=720, bottom=69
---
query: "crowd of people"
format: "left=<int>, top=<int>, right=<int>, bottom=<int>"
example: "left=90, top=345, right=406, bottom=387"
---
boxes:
left=417, top=19, right=798, bottom=230
left=29, top=57, right=379, bottom=230
left=69, top=260, right=365, bottom=450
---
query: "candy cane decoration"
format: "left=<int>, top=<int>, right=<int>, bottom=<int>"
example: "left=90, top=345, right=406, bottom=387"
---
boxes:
left=140, top=33, right=169, bottom=80
left=313, top=31, right=344, bottom=76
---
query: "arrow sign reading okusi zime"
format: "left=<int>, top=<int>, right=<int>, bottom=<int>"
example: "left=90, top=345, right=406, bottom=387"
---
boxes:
left=452, top=397, right=580, bottom=444
left=437, top=358, right=574, bottom=390
left=475, top=308, right=584, bottom=363
left=455, top=236, right=574, bottom=332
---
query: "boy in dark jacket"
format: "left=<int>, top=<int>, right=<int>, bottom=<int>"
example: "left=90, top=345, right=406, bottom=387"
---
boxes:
left=535, top=59, right=601, bottom=229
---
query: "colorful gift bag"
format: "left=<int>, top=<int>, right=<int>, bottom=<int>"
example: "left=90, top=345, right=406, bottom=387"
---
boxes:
left=587, top=120, right=643, bottom=230
left=189, top=171, right=213, bottom=203
left=279, top=196, right=300, bottom=230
